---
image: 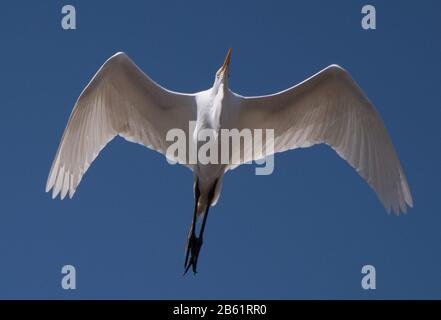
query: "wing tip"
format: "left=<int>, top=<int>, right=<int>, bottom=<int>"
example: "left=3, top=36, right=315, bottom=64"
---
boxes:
left=389, top=202, right=413, bottom=215
left=45, top=183, right=52, bottom=194
left=46, top=173, right=78, bottom=200
left=46, top=184, right=77, bottom=200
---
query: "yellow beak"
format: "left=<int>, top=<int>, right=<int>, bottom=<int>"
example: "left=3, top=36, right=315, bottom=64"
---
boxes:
left=220, top=48, right=232, bottom=74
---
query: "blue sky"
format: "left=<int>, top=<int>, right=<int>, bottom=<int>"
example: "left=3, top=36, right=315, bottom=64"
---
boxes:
left=0, top=0, right=440, bottom=299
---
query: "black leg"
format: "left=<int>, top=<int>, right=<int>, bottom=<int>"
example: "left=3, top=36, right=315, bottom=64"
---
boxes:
left=183, top=179, right=217, bottom=275
left=190, top=205, right=210, bottom=273
left=184, top=179, right=200, bottom=273
left=200, top=179, right=217, bottom=243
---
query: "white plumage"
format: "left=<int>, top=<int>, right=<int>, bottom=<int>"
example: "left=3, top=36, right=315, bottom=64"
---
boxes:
left=46, top=50, right=412, bottom=273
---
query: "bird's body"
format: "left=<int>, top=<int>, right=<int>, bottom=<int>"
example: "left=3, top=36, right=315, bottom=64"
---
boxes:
left=46, top=49, right=413, bottom=274
left=192, top=85, right=228, bottom=214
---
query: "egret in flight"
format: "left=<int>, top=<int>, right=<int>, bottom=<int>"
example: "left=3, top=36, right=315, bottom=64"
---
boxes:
left=46, top=49, right=413, bottom=274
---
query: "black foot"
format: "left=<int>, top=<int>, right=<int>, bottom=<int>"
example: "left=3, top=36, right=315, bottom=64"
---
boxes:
left=184, top=233, right=203, bottom=275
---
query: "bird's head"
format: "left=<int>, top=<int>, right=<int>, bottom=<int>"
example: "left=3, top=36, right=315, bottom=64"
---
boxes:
left=214, top=48, right=231, bottom=88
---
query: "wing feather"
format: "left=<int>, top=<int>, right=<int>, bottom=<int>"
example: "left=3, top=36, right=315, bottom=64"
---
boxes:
left=230, top=65, right=413, bottom=214
left=46, top=52, right=196, bottom=199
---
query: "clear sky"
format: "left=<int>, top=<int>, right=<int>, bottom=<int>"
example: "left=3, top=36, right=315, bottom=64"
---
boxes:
left=0, top=0, right=440, bottom=299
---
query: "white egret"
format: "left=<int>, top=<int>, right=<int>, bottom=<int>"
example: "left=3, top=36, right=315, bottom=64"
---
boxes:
left=46, top=49, right=413, bottom=274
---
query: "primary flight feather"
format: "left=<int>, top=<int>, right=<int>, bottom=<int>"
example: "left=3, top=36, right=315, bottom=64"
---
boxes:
left=46, top=50, right=413, bottom=274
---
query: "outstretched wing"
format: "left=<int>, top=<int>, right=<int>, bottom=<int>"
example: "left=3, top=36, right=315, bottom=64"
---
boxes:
left=230, top=65, right=413, bottom=214
left=46, top=52, right=197, bottom=199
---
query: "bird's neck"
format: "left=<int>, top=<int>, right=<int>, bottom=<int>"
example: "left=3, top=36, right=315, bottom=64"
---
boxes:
left=213, top=80, right=228, bottom=95
left=211, top=83, right=229, bottom=123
